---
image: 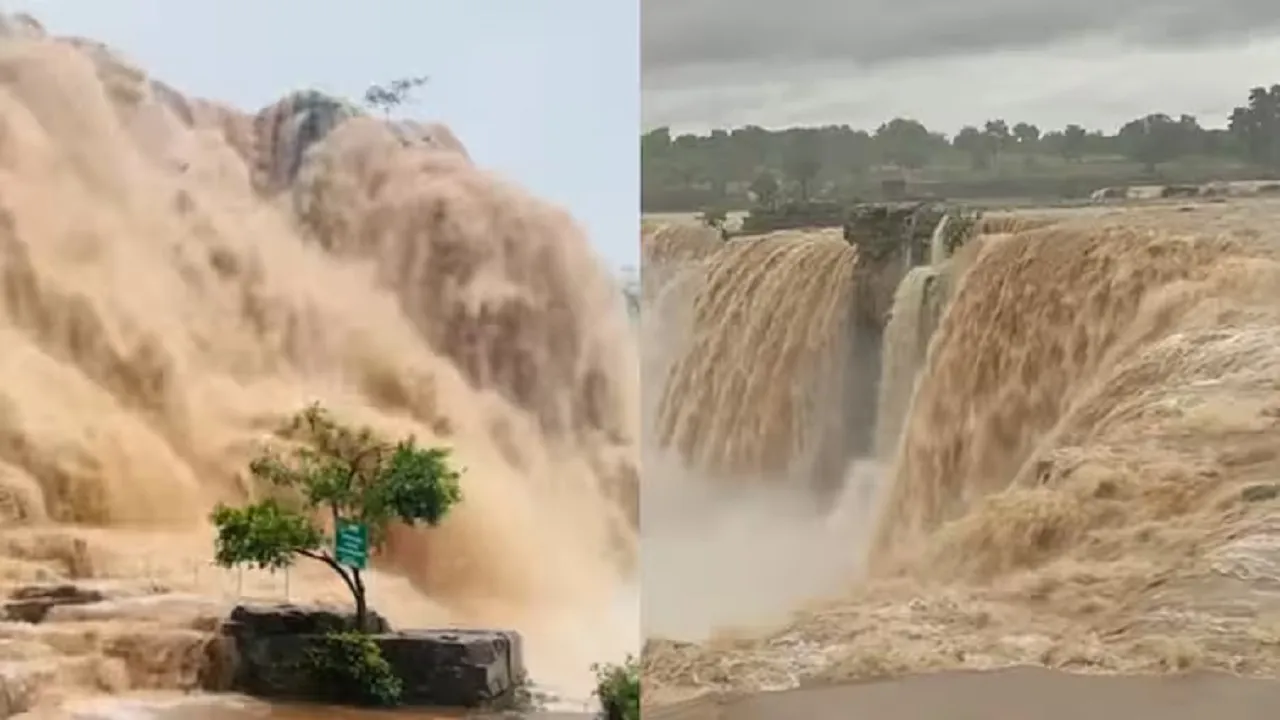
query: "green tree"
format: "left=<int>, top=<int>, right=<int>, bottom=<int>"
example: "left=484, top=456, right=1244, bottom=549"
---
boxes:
left=1229, top=85, right=1280, bottom=169
left=874, top=118, right=935, bottom=170
left=953, top=125, right=992, bottom=170
left=641, top=127, right=673, bottom=156
left=982, top=119, right=1012, bottom=165
left=1011, top=122, right=1041, bottom=149
left=702, top=128, right=737, bottom=197
left=845, top=128, right=876, bottom=177
left=730, top=125, right=773, bottom=177
left=636, top=93, right=1257, bottom=214
left=1175, top=114, right=1206, bottom=156
left=210, top=404, right=463, bottom=631
left=363, top=75, right=430, bottom=118
left=749, top=170, right=781, bottom=207
left=1116, top=113, right=1192, bottom=173
left=1060, top=124, right=1088, bottom=162
left=783, top=131, right=823, bottom=200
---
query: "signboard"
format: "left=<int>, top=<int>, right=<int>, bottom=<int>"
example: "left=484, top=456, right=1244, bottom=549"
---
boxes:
left=334, top=520, right=368, bottom=570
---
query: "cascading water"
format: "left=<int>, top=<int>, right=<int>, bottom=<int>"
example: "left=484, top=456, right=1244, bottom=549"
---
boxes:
left=643, top=201, right=1280, bottom=701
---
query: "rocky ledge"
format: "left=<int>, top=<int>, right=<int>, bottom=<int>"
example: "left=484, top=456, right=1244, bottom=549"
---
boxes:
left=2, top=583, right=108, bottom=623
left=213, top=603, right=526, bottom=709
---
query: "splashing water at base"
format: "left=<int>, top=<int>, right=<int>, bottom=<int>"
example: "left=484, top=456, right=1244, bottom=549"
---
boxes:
left=0, top=18, right=637, bottom=717
left=642, top=455, right=883, bottom=641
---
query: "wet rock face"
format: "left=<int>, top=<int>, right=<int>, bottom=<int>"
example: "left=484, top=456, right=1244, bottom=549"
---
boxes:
left=252, top=91, right=363, bottom=193
left=843, top=202, right=944, bottom=263
left=220, top=604, right=526, bottom=710
left=377, top=629, right=526, bottom=708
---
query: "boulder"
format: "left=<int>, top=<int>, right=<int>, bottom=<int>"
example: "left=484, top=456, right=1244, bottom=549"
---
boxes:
left=1090, top=186, right=1127, bottom=202
left=3, top=583, right=107, bottom=623
left=224, top=602, right=390, bottom=637
left=218, top=604, right=525, bottom=710
left=378, top=629, right=525, bottom=708
left=1160, top=184, right=1199, bottom=199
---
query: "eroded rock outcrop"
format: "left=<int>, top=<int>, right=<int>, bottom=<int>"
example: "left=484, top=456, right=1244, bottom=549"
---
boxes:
left=217, top=604, right=526, bottom=709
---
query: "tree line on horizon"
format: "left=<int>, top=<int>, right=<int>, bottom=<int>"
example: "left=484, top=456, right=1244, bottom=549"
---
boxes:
left=642, top=84, right=1280, bottom=212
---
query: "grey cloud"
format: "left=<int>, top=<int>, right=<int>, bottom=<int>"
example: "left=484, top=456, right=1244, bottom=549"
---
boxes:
left=641, top=39, right=1280, bottom=133
left=642, top=0, right=1280, bottom=80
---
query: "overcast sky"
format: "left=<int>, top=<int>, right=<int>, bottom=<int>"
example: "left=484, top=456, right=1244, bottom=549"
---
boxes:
left=643, top=0, right=1280, bottom=135
left=10, top=0, right=639, bottom=270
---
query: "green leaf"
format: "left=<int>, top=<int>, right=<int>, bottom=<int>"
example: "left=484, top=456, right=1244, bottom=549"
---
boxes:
left=367, top=443, right=463, bottom=527
left=592, top=655, right=640, bottom=720
left=210, top=499, right=323, bottom=570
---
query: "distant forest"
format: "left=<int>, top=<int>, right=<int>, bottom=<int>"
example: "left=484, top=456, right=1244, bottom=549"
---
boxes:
left=641, top=85, right=1280, bottom=213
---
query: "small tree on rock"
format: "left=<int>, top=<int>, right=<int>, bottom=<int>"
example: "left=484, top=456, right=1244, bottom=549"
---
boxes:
left=210, top=404, right=462, bottom=631
left=363, top=75, right=430, bottom=118
left=697, top=207, right=730, bottom=239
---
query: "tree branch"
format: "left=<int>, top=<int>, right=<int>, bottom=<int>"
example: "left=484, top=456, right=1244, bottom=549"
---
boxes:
left=295, top=547, right=360, bottom=608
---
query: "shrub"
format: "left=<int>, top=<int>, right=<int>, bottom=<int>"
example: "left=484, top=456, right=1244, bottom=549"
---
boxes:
left=592, top=655, right=639, bottom=720
left=304, top=631, right=403, bottom=707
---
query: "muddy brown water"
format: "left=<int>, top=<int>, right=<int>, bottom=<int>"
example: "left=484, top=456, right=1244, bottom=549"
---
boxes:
left=647, top=667, right=1280, bottom=720
left=255, top=708, right=584, bottom=719
left=65, top=697, right=593, bottom=719
left=85, top=666, right=1280, bottom=719
left=143, top=703, right=594, bottom=720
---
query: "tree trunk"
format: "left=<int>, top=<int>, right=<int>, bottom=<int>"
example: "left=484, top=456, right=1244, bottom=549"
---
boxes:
left=352, top=568, right=368, bottom=632
left=301, top=549, right=367, bottom=632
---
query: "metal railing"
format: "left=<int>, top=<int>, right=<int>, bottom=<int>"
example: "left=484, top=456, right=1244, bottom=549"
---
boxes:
left=95, top=558, right=296, bottom=603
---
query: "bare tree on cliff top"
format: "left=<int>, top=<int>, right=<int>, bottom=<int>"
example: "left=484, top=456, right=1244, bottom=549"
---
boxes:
left=210, top=404, right=462, bottom=631
left=363, top=75, right=430, bottom=118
